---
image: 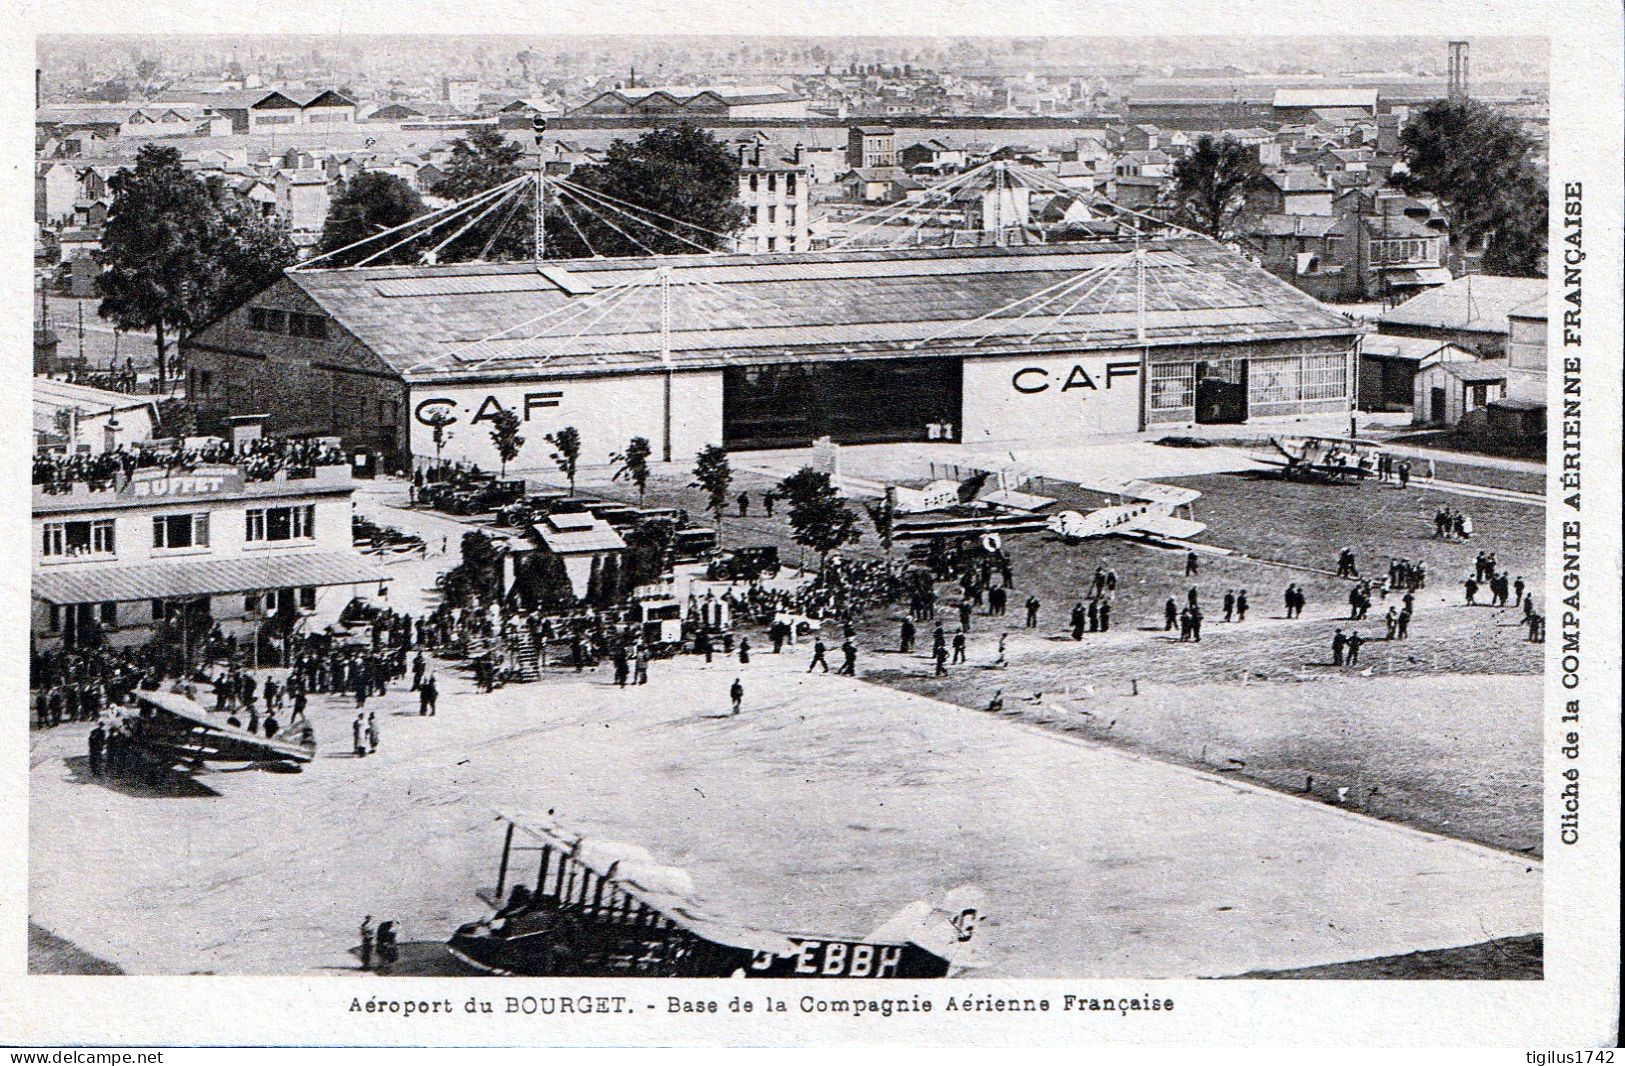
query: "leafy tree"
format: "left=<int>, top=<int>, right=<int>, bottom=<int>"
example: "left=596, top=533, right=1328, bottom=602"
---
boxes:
left=432, top=127, right=536, bottom=262
left=202, top=192, right=296, bottom=327
left=488, top=403, right=525, bottom=476
left=550, top=123, right=747, bottom=258
left=1395, top=99, right=1546, bottom=276
left=422, top=406, right=455, bottom=466
left=317, top=172, right=428, bottom=263
left=611, top=435, right=653, bottom=504
left=691, top=444, right=733, bottom=539
left=1163, top=135, right=1262, bottom=241
left=96, top=145, right=217, bottom=390
left=545, top=426, right=581, bottom=493
left=777, top=466, right=861, bottom=565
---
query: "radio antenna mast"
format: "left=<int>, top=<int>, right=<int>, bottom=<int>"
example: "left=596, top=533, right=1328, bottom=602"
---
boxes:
left=532, top=113, right=548, bottom=263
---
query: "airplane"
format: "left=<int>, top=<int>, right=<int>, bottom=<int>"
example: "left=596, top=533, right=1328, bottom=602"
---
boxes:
left=124, top=687, right=317, bottom=770
left=447, top=811, right=987, bottom=978
left=1045, top=479, right=1207, bottom=544
left=1252, top=435, right=1433, bottom=484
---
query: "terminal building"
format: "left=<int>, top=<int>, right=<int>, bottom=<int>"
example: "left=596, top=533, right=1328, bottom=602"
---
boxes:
left=32, top=463, right=386, bottom=654
left=183, top=240, right=1362, bottom=471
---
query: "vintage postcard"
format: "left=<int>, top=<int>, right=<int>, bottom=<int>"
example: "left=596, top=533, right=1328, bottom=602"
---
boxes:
left=2, top=0, right=1619, bottom=1050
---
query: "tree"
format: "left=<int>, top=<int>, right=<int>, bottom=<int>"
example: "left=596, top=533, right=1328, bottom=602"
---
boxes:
left=611, top=435, right=653, bottom=505
left=422, top=406, right=455, bottom=466
left=777, top=466, right=861, bottom=566
left=545, top=426, right=581, bottom=493
left=317, top=172, right=428, bottom=263
left=551, top=124, right=747, bottom=259
left=97, top=145, right=217, bottom=390
left=1395, top=99, right=1546, bottom=276
left=202, top=192, right=296, bottom=328
left=431, top=127, right=535, bottom=262
left=1164, top=135, right=1262, bottom=241
left=691, top=444, right=733, bottom=539
left=488, top=403, right=525, bottom=477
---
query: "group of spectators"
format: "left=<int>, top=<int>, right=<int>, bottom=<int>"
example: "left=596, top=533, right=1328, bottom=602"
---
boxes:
left=33, top=436, right=347, bottom=494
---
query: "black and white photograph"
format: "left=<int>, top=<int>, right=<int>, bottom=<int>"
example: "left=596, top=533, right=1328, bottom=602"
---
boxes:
left=8, top=0, right=1621, bottom=1050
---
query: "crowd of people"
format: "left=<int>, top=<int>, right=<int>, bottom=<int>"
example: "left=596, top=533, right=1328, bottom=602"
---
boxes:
left=33, top=436, right=347, bottom=494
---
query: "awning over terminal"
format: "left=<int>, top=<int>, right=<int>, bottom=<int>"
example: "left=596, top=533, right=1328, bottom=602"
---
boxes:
left=33, top=552, right=389, bottom=605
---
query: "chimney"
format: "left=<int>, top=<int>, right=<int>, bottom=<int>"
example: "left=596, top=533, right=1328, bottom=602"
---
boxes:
left=793, top=142, right=804, bottom=164
left=736, top=143, right=748, bottom=164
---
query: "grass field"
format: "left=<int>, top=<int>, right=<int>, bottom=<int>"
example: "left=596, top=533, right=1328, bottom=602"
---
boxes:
left=585, top=460, right=1545, bottom=857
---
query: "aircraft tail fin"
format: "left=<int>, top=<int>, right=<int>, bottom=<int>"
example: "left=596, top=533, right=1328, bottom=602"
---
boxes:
left=867, top=885, right=989, bottom=972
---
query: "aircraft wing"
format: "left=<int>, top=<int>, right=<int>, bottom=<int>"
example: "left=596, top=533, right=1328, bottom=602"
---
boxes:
left=130, top=688, right=316, bottom=765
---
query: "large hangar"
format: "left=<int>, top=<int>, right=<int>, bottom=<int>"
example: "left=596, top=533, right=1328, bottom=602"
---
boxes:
left=183, top=241, right=1361, bottom=471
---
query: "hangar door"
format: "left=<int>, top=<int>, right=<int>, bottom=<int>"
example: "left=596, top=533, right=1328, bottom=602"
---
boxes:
left=723, top=357, right=962, bottom=450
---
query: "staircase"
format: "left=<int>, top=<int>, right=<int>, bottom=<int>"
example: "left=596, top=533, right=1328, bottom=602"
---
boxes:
left=509, top=632, right=541, bottom=682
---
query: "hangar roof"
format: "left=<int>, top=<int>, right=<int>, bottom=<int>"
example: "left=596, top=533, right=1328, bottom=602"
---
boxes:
left=267, top=240, right=1359, bottom=385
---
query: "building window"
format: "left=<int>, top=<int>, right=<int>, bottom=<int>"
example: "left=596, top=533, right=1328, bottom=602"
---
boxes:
left=299, top=586, right=317, bottom=610
left=99, top=602, right=117, bottom=626
left=786, top=172, right=796, bottom=194
left=42, top=519, right=116, bottom=558
left=749, top=174, right=758, bottom=192
left=246, top=504, right=315, bottom=543
left=753, top=205, right=762, bottom=224
left=767, top=172, right=776, bottom=193
left=1149, top=362, right=1196, bottom=411
left=767, top=236, right=777, bottom=252
left=786, top=206, right=796, bottom=227
left=1300, top=352, right=1349, bottom=401
left=265, top=310, right=287, bottom=333
left=1248, top=356, right=1302, bottom=406
left=244, top=593, right=261, bottom=613
left=47, top=605, right=60, bottom=633
left=153, top=513, right=210, bottom=550
left=249, top=307, right=268, bottom=330
left=767, top=206, right=777, bottom=224
left=286, top=312, right=328, bottom=338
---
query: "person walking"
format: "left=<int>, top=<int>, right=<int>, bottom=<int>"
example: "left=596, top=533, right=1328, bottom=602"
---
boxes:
left=993, top=632, right=1009, bottom=669
left=366, top=712, right=378, bottom=754
left=837, top=640, right=857, bottom=676
left=933, top=643, right=948, bottom=676
left=1099, top=599, right=1111, bottom=632
left=1189, top=605, right=1203, bottom=643
left=1396, top=608, right=1411, bottom=640
left=951, top=630, right=967, bottom=664
left=1223, top=590, right=1235, bottom=623
left=1165, top=597, right=1178, bottom=631
left=808, top=639, right=829, bottom=673
left=900, top=617, right=916, bottom=653
left=1185, top=550, right=1199, bottom=577
left=358, top=916, right=375, bottom=971
left=1025, top=595, right=1040, bottom=629
left=1071, top=603, right=1086, bottom=641
left=1331, top=629, right=1347, bottom=667
left=420, top=674, right=438, bottom=716
left=1346, top=631, right=1364, bottom=667
left=738, top=637, right=751, bottom=665
left=729, top=677, right=744, bottom=716
left=1235, top=590, right=1248, bottom=622
left=353, top=714, right=367, bottom=758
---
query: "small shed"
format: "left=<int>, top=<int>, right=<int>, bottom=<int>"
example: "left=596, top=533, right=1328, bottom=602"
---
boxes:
left=1358, top=335, right=1475, bottom=412
left=1413, top=359, right=1507, bottom=427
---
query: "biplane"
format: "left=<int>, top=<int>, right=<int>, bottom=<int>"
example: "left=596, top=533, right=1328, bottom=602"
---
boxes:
left=1253, top=436, right=1431, bottom=484
left=125, top=688, right=317, bottom=770
left=1045, top=479, right=1206, bottom=544
left=448, top=811, right=986, bottom=978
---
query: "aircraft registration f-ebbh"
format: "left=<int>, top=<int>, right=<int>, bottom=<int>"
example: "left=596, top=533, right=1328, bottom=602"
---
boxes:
left=448, top=811, right=987, bottom=978
left=125, top=687, right=316, bottom=771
